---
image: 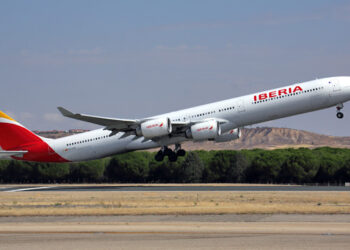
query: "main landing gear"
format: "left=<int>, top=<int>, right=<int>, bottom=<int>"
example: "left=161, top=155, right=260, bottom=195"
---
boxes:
left=336, top=104, right=344, bottom=119
left=155, top=144, right=186, bottom=162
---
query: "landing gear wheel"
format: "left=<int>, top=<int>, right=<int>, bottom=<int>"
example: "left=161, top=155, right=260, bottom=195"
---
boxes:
left=168, top=151, right=178, bottom=162
left=174, top=144, right=185, bottom=157
left=156, top=146, right=182, bottom=162
left=176, top=149, right=186, bottom=157
left=155, top=151, right=164, bottom=162
left=163, top=147, right=173, bottom=156
left=337, top=112, right=344, bottom=119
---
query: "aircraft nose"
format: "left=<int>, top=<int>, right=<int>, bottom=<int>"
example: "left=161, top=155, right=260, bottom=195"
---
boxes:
left=344, top=77, right=350, bottom=89
left=337, top=76, right=350, bottom=89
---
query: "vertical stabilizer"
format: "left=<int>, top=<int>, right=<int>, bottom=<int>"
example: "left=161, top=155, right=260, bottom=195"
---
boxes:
left=0, top=111, right=42, bottom=150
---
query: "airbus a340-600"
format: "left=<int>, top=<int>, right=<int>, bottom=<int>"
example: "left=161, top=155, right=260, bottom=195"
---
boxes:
left=1, top=76, right=350, bottom=163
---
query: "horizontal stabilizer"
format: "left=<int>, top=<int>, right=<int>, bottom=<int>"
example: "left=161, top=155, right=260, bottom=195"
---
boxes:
left=0, top=150, right=27, bottom=159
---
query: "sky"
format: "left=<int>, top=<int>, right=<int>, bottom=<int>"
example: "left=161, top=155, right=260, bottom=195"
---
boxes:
left=1, top=0, right=350, bottom=136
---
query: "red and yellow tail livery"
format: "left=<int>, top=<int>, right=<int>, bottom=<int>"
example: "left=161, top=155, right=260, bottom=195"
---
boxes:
left=0, top=111, right=68, bottom=162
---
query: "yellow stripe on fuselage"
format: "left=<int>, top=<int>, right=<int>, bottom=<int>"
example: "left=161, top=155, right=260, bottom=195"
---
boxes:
left=0, top=111, right=16, bottom=122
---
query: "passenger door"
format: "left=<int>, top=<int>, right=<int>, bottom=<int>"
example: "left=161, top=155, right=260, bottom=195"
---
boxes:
left=331, top=78, right=341, bottom=93
left=236, top=99, right=246, bottom=113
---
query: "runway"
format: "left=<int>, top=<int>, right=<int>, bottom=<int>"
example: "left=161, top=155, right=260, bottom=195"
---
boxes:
left=1, top=214, right=350, bottom=250
left=1, top=184, right=350, bottom=192
left=2, top=186, right=350, bottom=249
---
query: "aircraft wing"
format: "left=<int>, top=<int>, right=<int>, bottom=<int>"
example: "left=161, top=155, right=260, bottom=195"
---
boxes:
left=58, top=107, right=231, bottom=136
left=0, top=150, right=27, bottom=159
left=57, top=107, right=140, bottom=131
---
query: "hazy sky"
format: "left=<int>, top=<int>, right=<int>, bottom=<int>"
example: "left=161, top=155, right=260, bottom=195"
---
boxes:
left=1, top=0, right=350, bottom=135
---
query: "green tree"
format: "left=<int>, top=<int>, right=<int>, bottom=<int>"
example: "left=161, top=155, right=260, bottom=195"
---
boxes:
left=148, top=159, right=183, bottom=183
left=313, top=148, right=348, bottom=183
left=0, top=160, right=10, bottom=183
left=232, top=152, right=249, bottom=182
left=246, top=150, right=285, bottom=183
left=278, top=149, right=320, bottom=183
left=105, top=152, right=150, bottom=182
left=206, top=151, right=249, bottom=183
left=34, top=163, right=70, bottom=183
left=181, top=151, right=204, bottom=183
left=2, top=161, right=33, bottom=183
left=70, top=160, right=106, bottom=182
left=336, top=158, right=350, bottom=183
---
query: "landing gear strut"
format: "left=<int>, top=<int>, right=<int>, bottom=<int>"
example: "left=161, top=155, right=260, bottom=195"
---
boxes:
left=154, top=145, right=186, bottom=162
left=175, top=144, right=186, bottom=157
left=336, top=103, right=344, bottom=119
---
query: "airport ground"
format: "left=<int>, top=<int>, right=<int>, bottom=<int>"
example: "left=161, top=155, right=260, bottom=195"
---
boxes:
left=1, top=184, right=350, bottom=249
left=1, top=184, right=350, bottom=215
left=1, top=214, right=350, bottom=249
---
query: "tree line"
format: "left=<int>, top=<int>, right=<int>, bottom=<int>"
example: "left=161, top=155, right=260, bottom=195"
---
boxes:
left=1, top=147, right=350, bottom=184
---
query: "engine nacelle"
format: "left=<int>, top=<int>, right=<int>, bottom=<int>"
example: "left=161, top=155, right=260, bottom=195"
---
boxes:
left=214, top=128, right=241, bottom=142
left=186, top=120, right=221, bottom=141
left=137, top=117, right=172, bottom=138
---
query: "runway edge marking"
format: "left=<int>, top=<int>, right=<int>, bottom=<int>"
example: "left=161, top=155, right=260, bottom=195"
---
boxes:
left=4, top=186, right=56, bottom=192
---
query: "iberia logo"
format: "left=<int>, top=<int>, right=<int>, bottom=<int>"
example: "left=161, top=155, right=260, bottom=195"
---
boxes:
left=197, top=127, right=209, bottom=132
left=146, top=123, right=163, bottom=129
left=209, top=126, right=213, bottom=130
left=253, top=86, right=303, bottom=101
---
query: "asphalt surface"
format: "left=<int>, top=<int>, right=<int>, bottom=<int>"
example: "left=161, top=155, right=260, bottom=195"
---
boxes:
left=1, top=215, right=350, bottom=250
left=1, top=185, right=350, bottom=192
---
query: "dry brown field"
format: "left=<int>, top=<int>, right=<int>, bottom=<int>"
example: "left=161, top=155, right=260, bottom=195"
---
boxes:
left=1, top=190, right=350, bottom=216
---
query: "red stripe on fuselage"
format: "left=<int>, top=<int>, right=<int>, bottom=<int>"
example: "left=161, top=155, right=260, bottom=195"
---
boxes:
left=12, top=141, right=69, bottom=163
left=0, top=123, right=69, bottom=163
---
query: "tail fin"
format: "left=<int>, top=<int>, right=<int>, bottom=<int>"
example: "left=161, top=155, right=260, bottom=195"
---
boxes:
left=0, top=111, right=42, bottom=150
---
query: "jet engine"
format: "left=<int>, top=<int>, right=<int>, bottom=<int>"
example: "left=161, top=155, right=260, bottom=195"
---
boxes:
left=186, top=120, right=221, bottom=141
left=136, top=117, right=172, bottom=138
left=214, top=128, right=241, bottom=142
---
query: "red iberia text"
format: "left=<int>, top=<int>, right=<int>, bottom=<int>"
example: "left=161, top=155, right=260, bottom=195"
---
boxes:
left=253, top=86, right=303, bottom=101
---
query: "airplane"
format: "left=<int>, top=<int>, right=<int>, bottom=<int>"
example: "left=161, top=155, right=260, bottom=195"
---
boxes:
left=1, top=76, right=350, bottom=163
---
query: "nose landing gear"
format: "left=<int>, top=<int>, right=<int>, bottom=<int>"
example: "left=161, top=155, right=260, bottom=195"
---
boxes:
left=336, top=104, right=344, bottom=119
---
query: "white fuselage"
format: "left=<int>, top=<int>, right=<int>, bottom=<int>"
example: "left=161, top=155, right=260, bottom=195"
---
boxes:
left=47, top=76, right=350, bottom=161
